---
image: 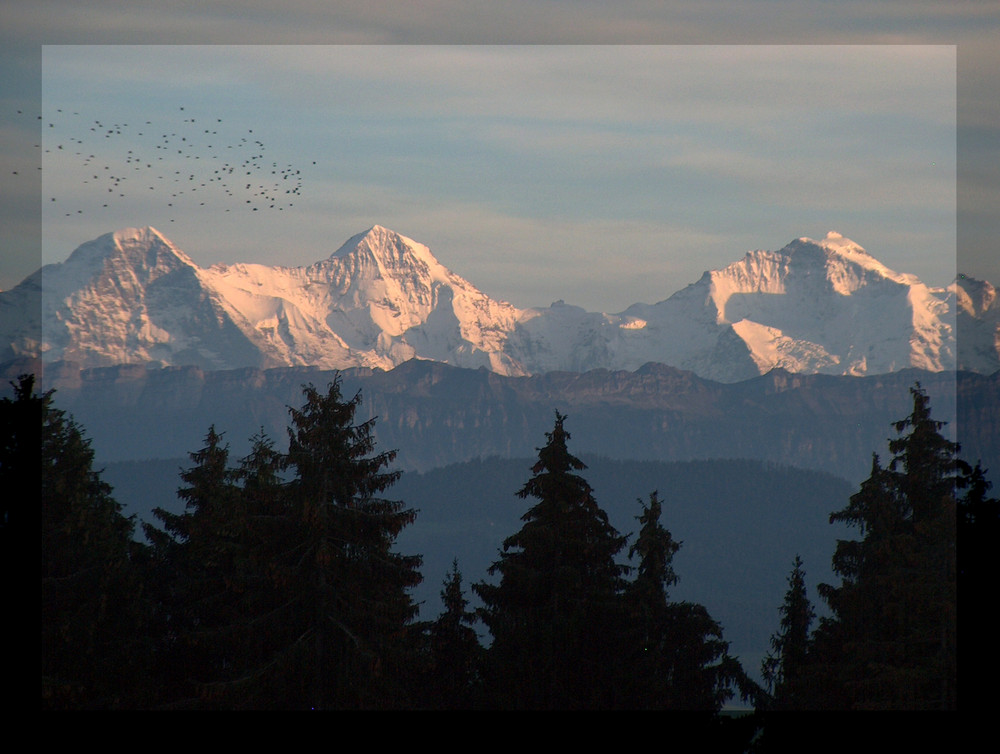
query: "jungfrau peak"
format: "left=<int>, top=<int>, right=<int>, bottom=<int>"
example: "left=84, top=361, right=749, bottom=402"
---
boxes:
left=688, top=231, right=956, bottom=377
left=2, top=225, right=994, bottom=380
left=950, top=274, right=1000, bottom=375
left=505, top=231, right=963, bottom=381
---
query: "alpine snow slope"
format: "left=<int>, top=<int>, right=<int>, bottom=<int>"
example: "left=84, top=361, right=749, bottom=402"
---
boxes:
left=3, top=225, right=997, bottom=381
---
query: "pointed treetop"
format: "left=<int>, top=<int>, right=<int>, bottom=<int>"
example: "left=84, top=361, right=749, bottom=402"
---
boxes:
left=888, top=382, right=967, bottom=486
left=628, top=490, right=681, bottom=598
left=529, top=410, right=587, bottom=478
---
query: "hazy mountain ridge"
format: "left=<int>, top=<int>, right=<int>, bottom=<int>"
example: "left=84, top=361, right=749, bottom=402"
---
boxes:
left=4, top=225, right=997, bottom=380
left=8, top=356, right=995, bottom=485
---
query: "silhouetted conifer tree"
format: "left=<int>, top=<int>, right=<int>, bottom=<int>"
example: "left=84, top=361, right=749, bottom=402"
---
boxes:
left=474, top=412, right=629, bottom=709
left=143, top=380, right=421, bottom=709
left=142, top=425, right=254, bottom=707
left=222, top=429, right=294, bottom=699
left=279, top=378, right=422, bottom=709
left=7, top=375, right=148, bottom=708
left=197, top=428, right=293, bottom=707
left=812, top=384, right=961, bottom=709
left=760, top=554, right=815, bottom=710
left=622, top=491, right=760, bottom=710
left=425, top=559, right=483, bottom=709
left=620, top=490, right=679, bottom=706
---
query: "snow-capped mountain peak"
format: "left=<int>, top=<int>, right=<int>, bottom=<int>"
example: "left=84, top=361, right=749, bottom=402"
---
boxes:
left=332, top=224, right=438, bottom=269
left=699, top=232, right=918, bottom=321
left=316, top=224, right=466, bottom=299
left=54, top=226, right=192, bottom=285
left=949, top=274, right=1000, bottom=374
left=806, top=229, right=867, bottom=255
left=3, top=226, right=996, bottom=380
left=653, top=232, right=957, bottom=377
left=69, top=226, right=196, bottom=271
left=191, top=225, right=525, bottom=373
left=952, top=274, right=997, bottom=318
left=794, top=231, right=918, bottom=288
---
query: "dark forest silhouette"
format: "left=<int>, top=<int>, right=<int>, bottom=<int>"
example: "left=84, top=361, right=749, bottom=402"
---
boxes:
left=10, top=372, right=992, bottom=724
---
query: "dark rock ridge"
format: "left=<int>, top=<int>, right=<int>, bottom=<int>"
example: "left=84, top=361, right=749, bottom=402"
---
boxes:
left=6, top=356, right=996, bottom=485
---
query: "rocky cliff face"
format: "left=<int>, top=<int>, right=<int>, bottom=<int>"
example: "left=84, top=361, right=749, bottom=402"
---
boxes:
left=954, top=275, right=1000, bottom=374
left=10, top=356, right=994, bottom=484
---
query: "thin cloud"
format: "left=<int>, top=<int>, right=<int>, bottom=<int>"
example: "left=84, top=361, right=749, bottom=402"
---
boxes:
left=31, top=44, right=958, bottom=307
left=4, top=3, right=992, bottom=293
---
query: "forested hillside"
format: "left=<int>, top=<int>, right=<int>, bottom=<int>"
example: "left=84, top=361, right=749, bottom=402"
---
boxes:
left=103, top=452, right=855, bottom=686
left=10, top=370, right=992, bottom=720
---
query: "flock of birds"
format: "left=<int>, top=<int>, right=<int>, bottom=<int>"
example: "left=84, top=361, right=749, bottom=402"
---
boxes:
left=14, top=105, right=314, bottom=224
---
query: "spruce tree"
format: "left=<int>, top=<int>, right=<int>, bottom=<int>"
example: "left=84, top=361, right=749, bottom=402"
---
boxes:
left=8, top=375, right=147, bottom=708
left=474, top=412, right=629, bottom=709
left=280, top=378, right=422, bottom=709
left=142, top=425, right=252, bottom=707
left=426, top=559, right=483, bottom=709
left=622, top=491, right=759, bottom=710
left=888, top=385, right=959, bottom=710
left=813, top=384, right=961, bottom=709
left=143, top=382, right=421, bottom=709
left=760, top=554, right=815, bottom=710
left=213, top=428, right=297, bottom=706
left=197, top=428, right=294, bottom=707
left=620, top=491, right=679, bottom=706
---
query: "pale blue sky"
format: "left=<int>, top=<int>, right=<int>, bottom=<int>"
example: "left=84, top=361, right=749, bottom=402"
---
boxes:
left=3, top=4, right=996, bottom=313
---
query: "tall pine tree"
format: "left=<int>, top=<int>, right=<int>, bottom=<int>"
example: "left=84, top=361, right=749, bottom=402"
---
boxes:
left=142, top=425, right=255, bottom=707
left=760, top=554, right=815, bottom=710
left=474, top=412, right=629, bottom=709
left=425, top=559, right=483, bottom=709
left=143, top=382, right=422, bottom=709
left=812, top=384, right=961, bottom=709
left=9, top=375, right=148, bottom=708
left=620, top=490, right=679, bottom=707
left=622, top=491, right=759, bottom=710
left=279, top=378, right=422, bottom=709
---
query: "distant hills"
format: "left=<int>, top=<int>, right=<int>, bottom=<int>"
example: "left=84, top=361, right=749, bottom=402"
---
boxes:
left=100, top=452, right=857, bottom=686
left=3, top=225, right=998, bottom=381
left=6, top=356, right=995, bottom=486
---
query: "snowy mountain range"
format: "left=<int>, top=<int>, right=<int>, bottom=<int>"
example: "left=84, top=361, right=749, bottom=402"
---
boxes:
left=2, top=225, right=998, bottom=381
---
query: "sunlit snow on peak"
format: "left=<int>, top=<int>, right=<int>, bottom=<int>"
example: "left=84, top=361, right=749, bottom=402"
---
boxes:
left=8, top=225, right=993, bottom=380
